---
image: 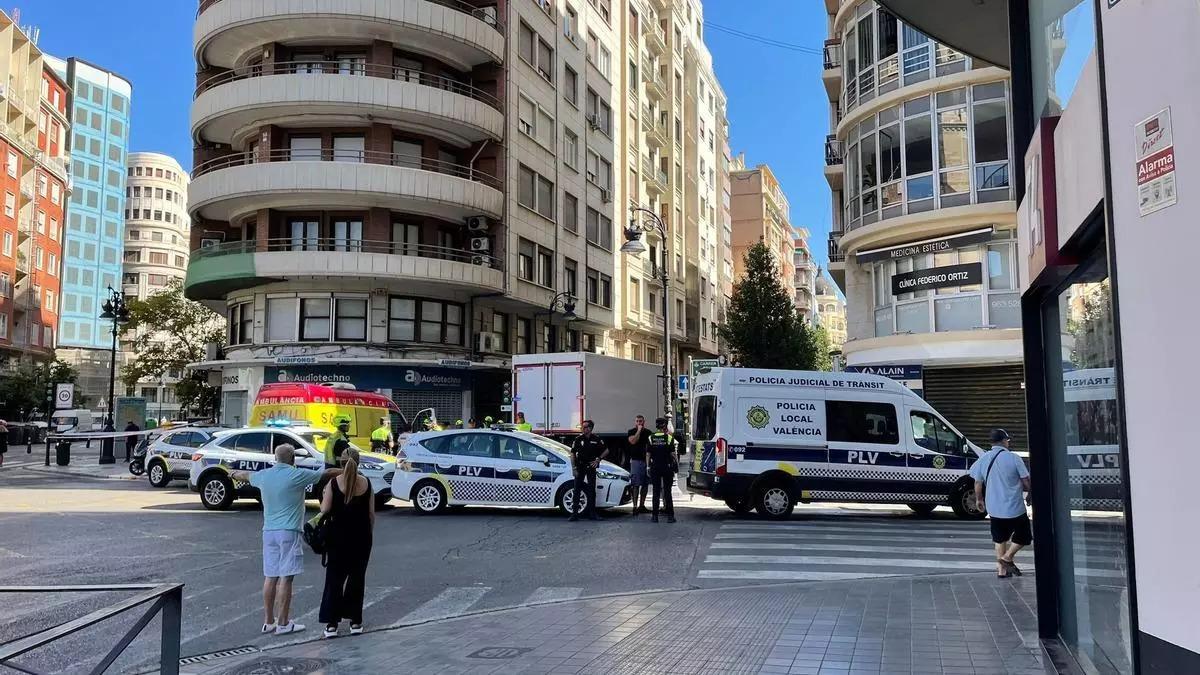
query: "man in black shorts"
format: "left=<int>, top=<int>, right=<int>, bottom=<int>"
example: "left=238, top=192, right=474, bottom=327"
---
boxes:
left=970, top=429, right=1032, bottom=578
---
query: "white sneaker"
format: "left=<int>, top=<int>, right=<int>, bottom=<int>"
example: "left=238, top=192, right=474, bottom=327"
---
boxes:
left=323, top=625, right=338, bottom=639
left=349, top=624, right=364, bottom=635
left=261, top=623, right=277, bottom=634
left=275, top=621, right=305, bottom=635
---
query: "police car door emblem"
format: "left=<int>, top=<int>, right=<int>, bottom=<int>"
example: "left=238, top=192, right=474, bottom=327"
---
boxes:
left=518, top=468, right=533, bottom=482
left=746, top=406, right=770, bottom=429
left=932, top=455, right=946, bottom=469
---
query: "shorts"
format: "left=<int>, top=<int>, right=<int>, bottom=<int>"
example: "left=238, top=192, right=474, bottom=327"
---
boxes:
left=629, top=460, right=648, bottom=486
left=989, top=514, right=1032, bottom=546
left=262, top=529, right=305, bottom=578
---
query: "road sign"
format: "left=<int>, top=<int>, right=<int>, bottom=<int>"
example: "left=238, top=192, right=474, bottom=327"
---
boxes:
left=54, top=383, right=73, bottom=410
left=690, top=359, right=719, bottom=377
left=499, top=404, right=513, bottom=412
left=677, top=375, right=689, bottom=392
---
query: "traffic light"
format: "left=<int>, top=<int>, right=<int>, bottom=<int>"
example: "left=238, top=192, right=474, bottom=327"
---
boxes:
left=502, top=381, right=511, bottom=406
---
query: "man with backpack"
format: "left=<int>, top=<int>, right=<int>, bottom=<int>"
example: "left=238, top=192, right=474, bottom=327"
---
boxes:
left=970, top=429, right=1032, bottom=578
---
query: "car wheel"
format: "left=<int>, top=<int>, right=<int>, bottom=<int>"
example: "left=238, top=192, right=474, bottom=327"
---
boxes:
left=200, top=474, right=234, bottom=511
left=557, top=483, right=588, bottom=516
left=755, top=481, right=795, bottom=520
left=950, top=482, right=986, bottom=520
left=148, top=461, right=171, bottom=488
left=411, top=480, right=446, bottom=515
left=725, top=497, right=754, bottom=515
left=907, top=503, right=938, bottom=517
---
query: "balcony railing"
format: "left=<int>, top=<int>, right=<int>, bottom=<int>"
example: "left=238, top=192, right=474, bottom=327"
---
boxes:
left=828, top=231, right=845, bottom=263
left=196, top=0, right=504, bottom=31
left=192, top=149, right=502, bottom=191
left=825, top=135, right=844, bottom=166
left=195, top=61, right=501, bottom=109
left=193, top=238, right=502, bottom=270
left=823, top=40, right=842, bottom=70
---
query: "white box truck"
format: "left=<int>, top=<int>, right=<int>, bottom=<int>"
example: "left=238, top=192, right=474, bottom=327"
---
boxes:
left=512, top=352, right=664, bottom=452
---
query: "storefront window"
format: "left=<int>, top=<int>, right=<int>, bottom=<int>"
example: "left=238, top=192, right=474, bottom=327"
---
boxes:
left=1043, top=255, right=1131, bottom=672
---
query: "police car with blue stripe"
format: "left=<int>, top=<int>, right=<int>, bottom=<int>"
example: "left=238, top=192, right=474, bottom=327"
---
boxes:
left=687, top=368, right=987, bottom=519
left=188, top=422, right=396, bottom=511
left=391, top=429, right=631, bottom=515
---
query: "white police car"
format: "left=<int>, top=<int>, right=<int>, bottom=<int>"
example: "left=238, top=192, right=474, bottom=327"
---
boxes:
left=188, top=424, right=396, bottom=511
left=391, top=429, right=631, bottom=515
left=144, top=426, right=223, bottom=488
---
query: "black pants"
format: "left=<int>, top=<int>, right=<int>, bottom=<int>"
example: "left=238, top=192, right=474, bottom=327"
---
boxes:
left=571, top=468, right=597, bottom=516
left=650, top=466, right=674, bottom=517
left=319, top=545, right=371, bottom=625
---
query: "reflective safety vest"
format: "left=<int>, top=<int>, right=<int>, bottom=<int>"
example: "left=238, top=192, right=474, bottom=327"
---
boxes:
left=648, top=432, right=675, bottom=469
left=370, top=426, right=391, bottom=442
left=515, top=422, right=533, bottom=432
left=324, top=431, right=351, bottom=466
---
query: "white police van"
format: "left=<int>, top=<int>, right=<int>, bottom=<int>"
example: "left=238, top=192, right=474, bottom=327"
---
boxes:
left=188, top=423, right=396, bottom=511
left=1063, top=367, right=1121, bottom=511
left=391, top=429, right=630, bottom=515
left=687, top=368, right=986, bottom=519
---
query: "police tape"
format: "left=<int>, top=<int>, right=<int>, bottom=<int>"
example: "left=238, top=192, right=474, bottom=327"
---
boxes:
left=46, top=430, right=161, bottom=441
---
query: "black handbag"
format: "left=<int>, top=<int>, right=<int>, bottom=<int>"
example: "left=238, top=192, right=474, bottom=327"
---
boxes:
left=303, top=513, right=333, bottom=565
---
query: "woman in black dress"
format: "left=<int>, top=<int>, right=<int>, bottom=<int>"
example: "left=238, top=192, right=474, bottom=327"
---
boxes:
left=318, top=448, right=375, bottom=637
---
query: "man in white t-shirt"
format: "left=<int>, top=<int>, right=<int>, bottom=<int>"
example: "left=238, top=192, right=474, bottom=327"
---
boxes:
left=969, top=429, right=1031, bottom=578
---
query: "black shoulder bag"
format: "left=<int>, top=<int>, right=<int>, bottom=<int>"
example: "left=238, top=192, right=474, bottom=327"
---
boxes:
left=979, top=448, right=1007, bottom=513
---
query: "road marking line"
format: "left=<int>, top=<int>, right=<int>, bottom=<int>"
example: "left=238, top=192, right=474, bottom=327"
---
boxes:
left=719, top=522, right=991, bottom=536
left=704, top=554, right=1029, bottom=571
left=399, top=586, right=490, bottom=624
left=523, top=586, right=583, bottom=604
left=698, top=569, right=897, bottom=581
left=708, top=542, right=1008, bottom=557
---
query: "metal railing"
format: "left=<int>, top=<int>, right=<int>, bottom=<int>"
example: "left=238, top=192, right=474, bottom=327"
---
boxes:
left=197, top=0, right=504, bottom=31
left=828, top=231, right=845, bottom=263
left=825, top=135, right=844, bottom=166
left=0, top=584, right=182, bottom=675
left=823, top=41, right=842, bottom=70
left=195, top=61, right=501, bottom=109
left=191, top=148, right=502, bottom=190
left=193, top=238, right=503, bottom=270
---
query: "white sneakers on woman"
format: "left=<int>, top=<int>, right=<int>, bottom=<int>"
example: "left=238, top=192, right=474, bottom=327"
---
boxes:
left=274, top=621, right=304, bottom=635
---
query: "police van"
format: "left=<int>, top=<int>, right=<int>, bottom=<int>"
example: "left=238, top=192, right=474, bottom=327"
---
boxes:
left=687, top=368, right=986, bottom=519
left=1063, top=367, right=1121, bottom=511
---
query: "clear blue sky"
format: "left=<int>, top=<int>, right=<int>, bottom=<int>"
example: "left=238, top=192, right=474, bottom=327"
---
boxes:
left=31, top=0, right=832, bottom=266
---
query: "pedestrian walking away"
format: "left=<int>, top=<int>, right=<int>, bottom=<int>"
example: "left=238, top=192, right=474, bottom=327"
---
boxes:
left=0, top=419, right=8, bottom=467
left=626, top=415, right=651, bottom=514
left=319, top=448, right=375, bottom=638
left=232, top=444, right=341, bottom=636
left=970, top=428, right=1032, bottom=578
left=124, top=420, right=140, bottom=462
left=647, top=417, right=677, bottom=523
left=568, top=419, right=608, bottom=522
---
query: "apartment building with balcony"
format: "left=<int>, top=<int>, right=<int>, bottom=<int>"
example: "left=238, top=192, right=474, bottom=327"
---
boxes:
left=45, top=55, right=132, bottom=412
left=0, top=13, right=68, bottom=366
left=122, top=152, right=190, bottom=419
left=792, top=228, right=816, bottom=321
left=186, top=0, right=622, bottom=425
left=822, top=0, right=1024, bottom=449
left=730, top=156, right=795, bottom=292
left=813, top=270, right=846, bottom=354
left=613, top=0, right=726, bottom=381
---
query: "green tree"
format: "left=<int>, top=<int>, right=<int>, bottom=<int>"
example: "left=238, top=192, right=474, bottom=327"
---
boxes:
left=719, top=241, right=828, bottom=371
left=0, top=360, right=78, bottom=420
left=120, top=280, right=225, bottom=416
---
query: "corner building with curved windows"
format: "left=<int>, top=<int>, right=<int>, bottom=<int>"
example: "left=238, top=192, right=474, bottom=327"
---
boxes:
left=186, top=0, right=628, bottom=425
left=823, top=0, right=1025, bottom=449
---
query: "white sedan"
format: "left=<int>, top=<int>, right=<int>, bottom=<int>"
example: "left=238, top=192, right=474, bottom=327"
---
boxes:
left=391, top=430, right=630, bottom=515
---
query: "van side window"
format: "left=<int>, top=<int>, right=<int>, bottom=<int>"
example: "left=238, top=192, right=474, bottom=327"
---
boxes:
left=909, top=411, right=965, bottom=455
left=826, top=401, right=899, bottom=445
left=693, top=395, right=718, bottom=441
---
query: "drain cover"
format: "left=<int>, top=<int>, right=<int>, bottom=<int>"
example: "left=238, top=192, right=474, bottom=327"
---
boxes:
left=221, top=656, right=333, bottom=675
left=467, top=647, right=533, bottom=660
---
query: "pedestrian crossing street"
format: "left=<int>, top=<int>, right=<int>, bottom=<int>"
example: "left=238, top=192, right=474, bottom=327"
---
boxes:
left=696, top=515, right=1132, bottom=584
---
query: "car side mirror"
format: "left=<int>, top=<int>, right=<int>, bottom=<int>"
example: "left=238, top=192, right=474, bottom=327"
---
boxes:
left=293, top=447, right=311, bottom=458
left=536, top=454, right=549, bottom=466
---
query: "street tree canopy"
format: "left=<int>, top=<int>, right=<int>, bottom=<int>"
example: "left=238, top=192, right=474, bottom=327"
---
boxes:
left=121, top=280, right=225, bottom=415
left=0, top=360, right=78, bottom=420
left=719, top=241, right=829, bottom=371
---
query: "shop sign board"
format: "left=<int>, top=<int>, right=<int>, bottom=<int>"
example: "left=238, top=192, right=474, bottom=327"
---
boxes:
left=890, top=263, right=982, bottom=296
left=1135, top=107, right=1177, bottom=217
left=855, top=228, right=993, bottom=264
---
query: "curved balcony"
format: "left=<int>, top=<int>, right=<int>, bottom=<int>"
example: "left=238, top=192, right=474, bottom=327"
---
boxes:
left=193, top=62, right=503, bottom=147
left=189, top=149, right=503, bottom=224
left=838, top=201, right=1015, bottom=259
left=185, top=239, right=504, bottom=301
left=195, top=0, right=504, bottom=71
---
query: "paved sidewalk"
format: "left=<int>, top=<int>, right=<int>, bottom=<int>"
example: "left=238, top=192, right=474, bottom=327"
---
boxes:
left=180, top=574, right=1058, bottom=675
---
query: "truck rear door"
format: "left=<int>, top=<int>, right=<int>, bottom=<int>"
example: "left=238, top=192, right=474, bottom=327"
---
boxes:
left=548, top=363, right=583, bottom=432
left=514, top=365, right=549, bottom=430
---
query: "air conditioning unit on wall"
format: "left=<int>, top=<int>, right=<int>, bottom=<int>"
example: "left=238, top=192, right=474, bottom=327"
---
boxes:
left=470, top=237, right=490, bottom=252
left=466, top=216, right=489, bottom=232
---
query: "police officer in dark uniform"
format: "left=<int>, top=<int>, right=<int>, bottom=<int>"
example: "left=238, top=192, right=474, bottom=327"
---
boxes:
left=568, top=419, right=608, bottom=522
left=647, top=417, right=677, bottom=523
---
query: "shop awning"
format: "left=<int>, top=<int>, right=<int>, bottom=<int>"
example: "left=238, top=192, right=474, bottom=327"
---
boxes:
left=876, top=0, right=1011, bottom=69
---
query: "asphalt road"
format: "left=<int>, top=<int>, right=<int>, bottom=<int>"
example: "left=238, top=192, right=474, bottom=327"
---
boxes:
left=0, top=459, right=994, bottom=674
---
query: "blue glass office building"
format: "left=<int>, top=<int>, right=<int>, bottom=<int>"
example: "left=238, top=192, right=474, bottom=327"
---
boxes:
left=46, top=56, right=132, bottom=407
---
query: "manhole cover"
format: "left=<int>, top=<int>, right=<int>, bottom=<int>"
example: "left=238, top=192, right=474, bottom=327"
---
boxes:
left=221, top=656, right=333, bottom=675
left=467, top=647, right=533, bottom=660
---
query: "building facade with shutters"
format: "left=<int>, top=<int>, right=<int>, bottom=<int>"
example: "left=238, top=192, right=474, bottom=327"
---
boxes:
left=822, top=0, right=1025, bottom=450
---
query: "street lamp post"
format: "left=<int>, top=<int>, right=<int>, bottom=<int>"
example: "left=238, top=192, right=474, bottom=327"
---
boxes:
left=98, top=287, right=130, bottom=464
left=536, top=291, right=578, bottom=353
left=622, top=207, right=673, bottom=423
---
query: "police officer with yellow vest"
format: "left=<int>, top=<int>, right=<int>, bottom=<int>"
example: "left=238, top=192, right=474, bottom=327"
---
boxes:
left=514, top=412, right=533, bottom=433
left=324, top=416, right=354, bottom=466
left=370, top=416, right=393, bottom=453
left=646, top=417, right=677, bottom=523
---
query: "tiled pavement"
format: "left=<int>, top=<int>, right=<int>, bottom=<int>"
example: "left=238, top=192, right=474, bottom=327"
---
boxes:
left=183, top=573, right=1060, bottom=675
